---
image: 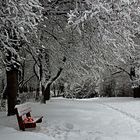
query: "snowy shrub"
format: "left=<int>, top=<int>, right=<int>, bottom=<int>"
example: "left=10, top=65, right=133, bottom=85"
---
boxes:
left=64, top=79, right=98, bottom=99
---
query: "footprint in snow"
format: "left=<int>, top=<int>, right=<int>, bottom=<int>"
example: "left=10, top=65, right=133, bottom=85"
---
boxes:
left=64, top=123, right=74, bottom=130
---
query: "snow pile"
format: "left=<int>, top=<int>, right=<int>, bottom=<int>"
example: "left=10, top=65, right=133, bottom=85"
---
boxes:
left=1, top=97, right=140, bottom=140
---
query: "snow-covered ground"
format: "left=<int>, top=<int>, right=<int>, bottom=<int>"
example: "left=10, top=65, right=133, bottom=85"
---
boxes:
left=1, top=97, right=140, bottom=140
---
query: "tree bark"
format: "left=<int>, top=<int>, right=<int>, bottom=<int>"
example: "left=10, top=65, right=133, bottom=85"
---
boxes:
left=7, top=70, right=18, bottom=116
left=41, top=83, right=51, bottom=103
left=42, top=68, right=63, bottom=103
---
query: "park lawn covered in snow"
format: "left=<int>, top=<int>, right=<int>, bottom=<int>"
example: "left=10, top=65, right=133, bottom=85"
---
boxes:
left=1, top=98, right=140, bottom=140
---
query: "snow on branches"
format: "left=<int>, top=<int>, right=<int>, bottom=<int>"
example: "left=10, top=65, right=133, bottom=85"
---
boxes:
left=0, top=0, right=43, bottom=71
left=67, top=0, right=140, bottom=79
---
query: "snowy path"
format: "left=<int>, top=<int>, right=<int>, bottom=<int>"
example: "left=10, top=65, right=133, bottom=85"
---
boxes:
left=1, top=97, right=140, bottom=140
left=99, top=102, right=140, bottom=123
left=33, top=98, right=140, bottom=140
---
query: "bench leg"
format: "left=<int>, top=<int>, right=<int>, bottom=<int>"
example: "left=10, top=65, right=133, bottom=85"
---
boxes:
left=18, top=118, right=25, bottom=131
left=20, top=124, right=25, bottom=131
left=15, top=108, right=24, bottom=131
left=36, top=117, right=43, bottom=123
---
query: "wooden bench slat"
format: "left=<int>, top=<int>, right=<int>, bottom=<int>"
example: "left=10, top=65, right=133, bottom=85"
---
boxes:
left=15, top=103, right=31, bottom=116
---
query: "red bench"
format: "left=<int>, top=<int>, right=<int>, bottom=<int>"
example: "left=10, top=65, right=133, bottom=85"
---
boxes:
left=15, top=103, right=43, bottom=131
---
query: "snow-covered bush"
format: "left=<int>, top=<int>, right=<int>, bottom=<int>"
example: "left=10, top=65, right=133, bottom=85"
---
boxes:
left=63, top=78, right=98, bottom=99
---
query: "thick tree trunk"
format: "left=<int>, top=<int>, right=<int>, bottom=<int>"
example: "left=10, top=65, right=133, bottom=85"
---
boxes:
left=7, top=70, right=18, bottom=116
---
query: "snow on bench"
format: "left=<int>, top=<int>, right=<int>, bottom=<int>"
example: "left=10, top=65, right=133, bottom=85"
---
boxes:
left=15, top=103, right=43, bottom=131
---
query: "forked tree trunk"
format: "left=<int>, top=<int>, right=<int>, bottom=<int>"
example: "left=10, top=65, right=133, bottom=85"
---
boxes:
left=41, top=57, right=66, bottom=103
left=41, top=68, right=63, bottom=103
left=7, top=70, right=18, bottom=116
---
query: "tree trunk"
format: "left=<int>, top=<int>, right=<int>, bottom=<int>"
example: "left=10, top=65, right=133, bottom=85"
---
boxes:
left=41, top=57, right=66, bottom=103
left=42, top=83, right=51, bottom=103
left=7, top=70, right=18, bottom=116
left=41, top=68, right=63, bottom=103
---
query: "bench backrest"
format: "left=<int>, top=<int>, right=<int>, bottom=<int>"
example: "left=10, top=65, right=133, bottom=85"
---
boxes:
left=15, top=103, right=32, bottom=116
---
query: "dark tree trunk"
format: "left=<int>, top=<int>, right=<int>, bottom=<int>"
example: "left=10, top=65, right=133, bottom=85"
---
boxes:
left=42, top=83, right=51, bottom=103
left=7, top=70, right=18, bottom=116
left=35, top=87, right=40, bottom=101
left=53, top=85, right=56, bottom=97
left=129, top=66, right=140, bottom=98
left=133, top=86, right=140, bottom=98
left=42, top=68, right=63, bottom=103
